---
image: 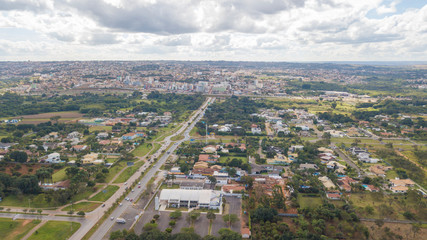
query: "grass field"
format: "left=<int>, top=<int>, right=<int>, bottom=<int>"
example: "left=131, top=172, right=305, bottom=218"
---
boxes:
left=0, top=218, right=40, bottom=240
left=62, top=201, right=101, bottom=212
left=52, top=167, right=68, bottom=182
left=151, top=143, right=162, bottom=155
left=71, top=187, right=98, bottom=202
left=89, top=126, right=112, bottom=132
left=104, top=162, right=126, bottom=183
left=28, top=221, right=80, bottom=240
left=219, top=156, right=248, bottom=164
left=89, top=185, right=119, bottom=202
left=113, top=161, right=145, bottom=183
left=18, top=111, right=84, bottom=124
left=349, top=193, right=423, bottom=220
left=132, top=143, right=153, bottom=157
left=298, top=194, right=323, bottom=208
left=0, top=194, right=55, bottom=208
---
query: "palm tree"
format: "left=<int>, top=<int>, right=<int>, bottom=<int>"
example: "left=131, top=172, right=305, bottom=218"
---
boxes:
left=206, top=211, right=216, bottom=234
left=222, top=214, right=238, bottom=229
left=187, top=212, right=201, bottom=227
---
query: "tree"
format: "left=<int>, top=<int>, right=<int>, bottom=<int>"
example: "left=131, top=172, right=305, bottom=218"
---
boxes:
left=412, top=223, right=421, bottom=238
left=170, top=210, right=182, bottom=219
left=331, top=102, right=337, bottom=109
left=251, top=207, right=277, bottom=223
left=240, top=176, right=253, bottom=189
left=206, top=211, right=216, bottom=223
left=207, top=176, right=217, bottom=189
left=218, top=228, right=241, bottom=240
left=222, top=214, right=238, bottom=228
left=50, top=116, right=61, bottom=124
left=9, top=151, right=28, bottom=163
left=188, top=212, right=201, bottom=227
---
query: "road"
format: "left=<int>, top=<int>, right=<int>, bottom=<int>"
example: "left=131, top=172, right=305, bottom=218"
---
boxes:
left=330, top=143, right=366, bottom=177
left=0, top=212, right=87, bottom=223
left=82, top=97, right=215, bottom=240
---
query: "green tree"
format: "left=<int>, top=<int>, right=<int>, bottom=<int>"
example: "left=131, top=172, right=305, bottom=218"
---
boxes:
left=9, top=151, right=28, bottom=163
left=170, top=210, right=182, bottom=219
left=188, top=212, right=201, bottom=227
left=206, top=211, right=216, bottom=223
left=218, top=228, right=241, bottom=240
left=222, top=214, right=238, bottom=228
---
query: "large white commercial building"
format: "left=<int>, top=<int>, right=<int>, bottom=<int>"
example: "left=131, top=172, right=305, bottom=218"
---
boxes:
left=159, top=189, right=222, bottom=209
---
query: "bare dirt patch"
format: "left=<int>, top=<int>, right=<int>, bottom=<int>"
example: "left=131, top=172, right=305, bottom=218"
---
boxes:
left=20, top=111, right=83, bottom=119
left=363, top=221, right=427, bottom=240
left=1, top=163, right=43, bottom=176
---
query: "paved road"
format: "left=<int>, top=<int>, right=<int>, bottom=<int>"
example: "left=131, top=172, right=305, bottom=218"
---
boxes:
left=84, top=97, right=215, bottom=240
left=330, top=143, right=366, bottom=177
left=0, top=212, right=87, bottom=223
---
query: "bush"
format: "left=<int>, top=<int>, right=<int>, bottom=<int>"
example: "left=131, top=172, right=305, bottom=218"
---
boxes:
left=77, top=211, right=85, bottom=216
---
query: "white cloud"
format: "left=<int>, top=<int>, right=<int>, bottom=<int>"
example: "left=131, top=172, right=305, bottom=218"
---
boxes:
left=0, top=0, right=425, bottom=61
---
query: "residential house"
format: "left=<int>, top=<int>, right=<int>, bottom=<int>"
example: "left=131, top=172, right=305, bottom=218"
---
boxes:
left=198, top=154, right=220, bottom=163
left=82, top=153, right=103, bottom=165
left=326, top=190, right=341, bottom=200
left=337, top=176, right=357, bottom=192
left=45, top=152, right=61, bottom=163
left=67, top=131, right=82, bottom=139
left=72, top=145, right=87, bottom=152
left=121, top=133, right=137, bottom=140
left=251, top=124, right=262, bottom=135
left=298, top=163, right=318, bottom=171
left=96, top=132, right=109, bottom=139
left=203, top=145, right=217, bottom=153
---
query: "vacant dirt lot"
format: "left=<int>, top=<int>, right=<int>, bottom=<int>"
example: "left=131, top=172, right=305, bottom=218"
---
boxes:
left=0, top=163, right=43, bottom=176
left=363, top=221, right=427, bottom=240
left=18, top=111, right=84, bottom=124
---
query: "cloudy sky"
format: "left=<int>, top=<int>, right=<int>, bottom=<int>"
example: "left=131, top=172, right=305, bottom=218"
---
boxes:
left=0, top=0, right=426, bottom=61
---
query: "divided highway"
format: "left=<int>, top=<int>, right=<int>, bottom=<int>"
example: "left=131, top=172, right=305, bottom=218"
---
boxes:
left=70, top=97, right=215, bottom=240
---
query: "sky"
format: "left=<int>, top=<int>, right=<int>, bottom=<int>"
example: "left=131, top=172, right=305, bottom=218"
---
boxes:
left=0, top=0, right=426, bottom=61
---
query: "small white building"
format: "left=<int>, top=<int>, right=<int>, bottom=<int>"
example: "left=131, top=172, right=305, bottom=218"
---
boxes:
left=45, top=152, right=61, bottom=163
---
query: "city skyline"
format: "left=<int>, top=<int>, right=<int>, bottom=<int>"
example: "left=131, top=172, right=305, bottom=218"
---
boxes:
left=0, top=0, right=426, bottom=61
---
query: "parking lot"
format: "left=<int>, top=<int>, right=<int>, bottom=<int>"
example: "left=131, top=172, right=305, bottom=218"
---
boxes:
left=134, top=195, right=241, bottom=237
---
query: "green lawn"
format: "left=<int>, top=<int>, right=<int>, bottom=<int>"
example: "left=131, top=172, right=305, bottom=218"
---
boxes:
left=104, top=162, right=126, bottom=183
left=132, top=143, right=153, bottom=157
left=89, top=126, right=112, bottom=133
left=298, top=194, right=323, bottom=208
left=52, top=167, right=68, bottom=182
left=348, top=192, right=425, bottom=220
left=0, top=194, right=57, bottom=208
left=113, top=161, right=145, bottom=183
left=151, top=143, right=162, bottom=154
left=0, top=218, right=40, bottom=240
left=219, top=156, right=248, bottom=164
left=28, top=221, right=80, bottom=240
left=62, top=201, right=101, bottom=212
left=71, top=187, right=98, bottom=202
left=386, top=170, right=398, bottom=179
left=89, top=185, right=119, bottom=202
